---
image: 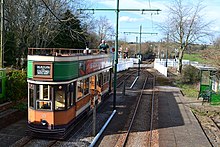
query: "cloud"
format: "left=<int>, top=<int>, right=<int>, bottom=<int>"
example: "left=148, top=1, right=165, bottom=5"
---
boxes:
left=119, top=16, right=144, bottom=22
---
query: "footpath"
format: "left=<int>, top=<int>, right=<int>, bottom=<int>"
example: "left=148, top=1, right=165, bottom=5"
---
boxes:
left=157, top=86, right=211, bottom=147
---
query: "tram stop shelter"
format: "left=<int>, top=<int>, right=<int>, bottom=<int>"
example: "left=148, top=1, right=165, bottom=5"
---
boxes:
left=197, top=65, right=220, bottom=105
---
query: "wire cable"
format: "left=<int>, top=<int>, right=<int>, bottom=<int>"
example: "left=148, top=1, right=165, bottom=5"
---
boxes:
left=41, top=0, right=62, bottom=23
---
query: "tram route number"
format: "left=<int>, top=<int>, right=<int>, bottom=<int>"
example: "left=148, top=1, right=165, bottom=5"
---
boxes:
left=35, top=65, right=51, bottom=75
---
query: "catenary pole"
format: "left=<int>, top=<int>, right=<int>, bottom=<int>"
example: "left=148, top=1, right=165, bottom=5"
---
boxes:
left=138, top=25, right=142, bottom=76
left=113, top=0, right=119, bottom=110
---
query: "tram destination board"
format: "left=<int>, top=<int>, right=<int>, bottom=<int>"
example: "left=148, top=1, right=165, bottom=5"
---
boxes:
left=35, top=65, right=50, bottom=75
left=33, top=62, right=53, bottom=79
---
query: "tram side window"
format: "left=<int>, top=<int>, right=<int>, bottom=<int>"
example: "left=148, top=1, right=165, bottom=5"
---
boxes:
left=55, top=85, right=66, bottom=110
left=36, top=85, right=52, bottom=110
left=98, top=73, right=103, bottom=87
left=67, top=82, right=76, bottom=108
left=77, top=78, right=89, bottom=100
left=29, top=84, right=34, bottom=108
left=70, top=82, right=76, bottom=106
left=77, top=81, right=83, bottom=99
left=103, top=71, right=107, bottom=84
left=84, top=78, right=89, bottom=95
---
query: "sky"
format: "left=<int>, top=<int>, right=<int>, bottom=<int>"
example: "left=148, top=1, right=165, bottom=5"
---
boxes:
left=86, top=0, right=220, bottom=44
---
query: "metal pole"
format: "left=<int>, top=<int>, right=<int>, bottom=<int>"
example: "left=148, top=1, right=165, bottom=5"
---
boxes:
left=166, top=48, right=168, bottom=67
left=92, top=97, right=96, bottom=136
left=138, top=25, right=142, bottom=76
left=136, top=36, right=138, bottom=55
left=0, top=0, right=3, bottom=68
left=113, top=0, right=119, bottom=110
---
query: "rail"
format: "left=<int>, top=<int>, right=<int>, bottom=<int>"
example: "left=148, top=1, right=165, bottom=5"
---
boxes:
left=122, top=76, right=148, bottom=146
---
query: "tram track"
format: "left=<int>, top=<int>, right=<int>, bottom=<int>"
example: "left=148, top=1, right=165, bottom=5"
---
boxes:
left=114, top=69, right=157, bottom=147
left=116, top=70, right=137, bottom=88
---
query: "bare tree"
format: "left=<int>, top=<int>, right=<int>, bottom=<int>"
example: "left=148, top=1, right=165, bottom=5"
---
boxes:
left=3, top=0, right=91, bottom=67
left=161, top=0, right=212, bottom=73
left=96, top=16, right=114, bottom=42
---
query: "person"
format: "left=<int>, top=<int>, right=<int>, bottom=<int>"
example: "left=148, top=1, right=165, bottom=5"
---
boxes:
left=98, top=40, right=109, bottom=54
left=124, top=48, right=129, bottom=58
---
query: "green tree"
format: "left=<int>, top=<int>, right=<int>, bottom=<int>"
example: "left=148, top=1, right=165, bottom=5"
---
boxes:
left=4, top=32, right=17, bottom=67
left=48, top=10, right=86, bottom=48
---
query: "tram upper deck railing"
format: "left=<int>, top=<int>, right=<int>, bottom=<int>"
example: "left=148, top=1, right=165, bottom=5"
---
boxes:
left=28, top=48, right=104, bottom=56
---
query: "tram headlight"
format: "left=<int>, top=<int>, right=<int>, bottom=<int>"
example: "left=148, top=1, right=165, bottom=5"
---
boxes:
left=41, top=120, right=48, bottom=126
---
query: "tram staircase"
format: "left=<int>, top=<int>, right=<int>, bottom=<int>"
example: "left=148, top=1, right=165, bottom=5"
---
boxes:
left=0, top=101, right=26, bottom=130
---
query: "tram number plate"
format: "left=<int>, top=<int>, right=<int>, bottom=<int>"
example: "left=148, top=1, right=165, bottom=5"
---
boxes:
left=35, top=65, right=51, bottom=75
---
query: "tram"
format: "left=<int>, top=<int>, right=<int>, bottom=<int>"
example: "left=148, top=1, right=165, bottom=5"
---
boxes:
left=27, top=48, right=113, bottom=139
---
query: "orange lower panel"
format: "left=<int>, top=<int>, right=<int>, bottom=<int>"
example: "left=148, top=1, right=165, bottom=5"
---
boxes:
left=76, top=95, right=91, bottom=111
left=28, top=106, right=76, bottom=126
left=28, top=108, right=54, bottom=125
left=54, top=107, right=76, bottom=125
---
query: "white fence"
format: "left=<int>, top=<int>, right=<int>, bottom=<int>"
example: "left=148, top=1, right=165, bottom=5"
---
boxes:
left=117, top=58, right=134, bottom=72
left=153, top=59, right=199, bottom=77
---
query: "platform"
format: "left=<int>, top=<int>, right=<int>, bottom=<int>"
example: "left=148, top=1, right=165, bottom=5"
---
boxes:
left=157, top=86, right=211, bottom=147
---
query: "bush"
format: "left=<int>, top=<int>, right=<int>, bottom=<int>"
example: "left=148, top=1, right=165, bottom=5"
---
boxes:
left=180, top=65, right=200, bottom=84
left=6, top=70, right=27, bottom=101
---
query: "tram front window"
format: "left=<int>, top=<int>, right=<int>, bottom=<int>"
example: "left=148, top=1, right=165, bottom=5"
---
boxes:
left=36, top=85, right=52, bottom=110
left=55, top=85, right=66, bottom=110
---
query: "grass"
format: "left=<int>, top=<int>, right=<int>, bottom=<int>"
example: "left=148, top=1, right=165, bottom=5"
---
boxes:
left=177, top=83, right=199, bottom=98
left=210, top=93, right=220, bottom=105
left=183, top=53, right=206, bottom=63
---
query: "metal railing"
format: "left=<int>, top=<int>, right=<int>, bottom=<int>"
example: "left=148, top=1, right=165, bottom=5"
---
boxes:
left=28, top=48, right=100, bottom=56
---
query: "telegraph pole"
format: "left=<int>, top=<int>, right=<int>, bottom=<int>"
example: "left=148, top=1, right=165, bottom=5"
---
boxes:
left=124, top=29, right=158, bottom=76
left=78, top=6, right=161, bottom=110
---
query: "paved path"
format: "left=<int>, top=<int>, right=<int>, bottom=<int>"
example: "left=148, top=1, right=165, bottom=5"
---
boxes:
left=157, top=86, right=211, bottom=147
